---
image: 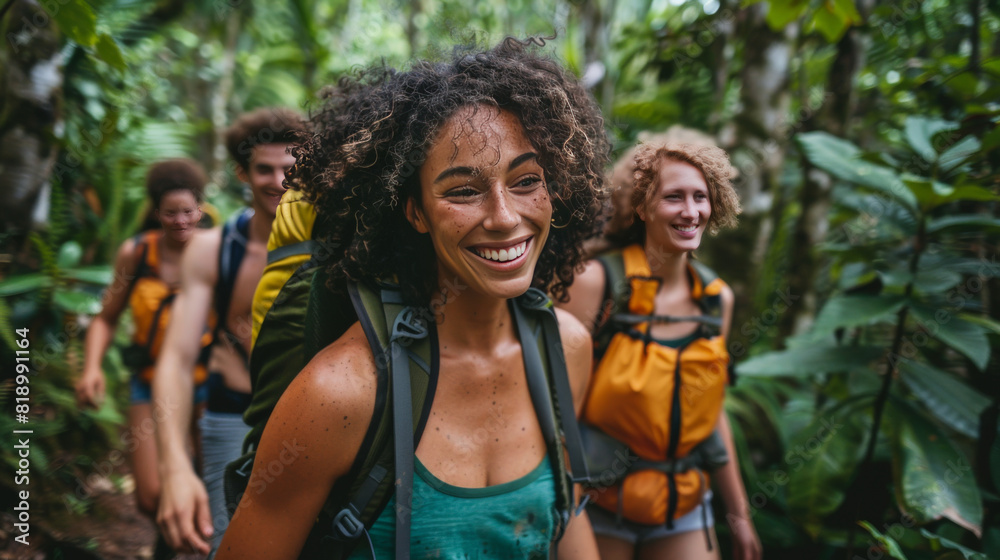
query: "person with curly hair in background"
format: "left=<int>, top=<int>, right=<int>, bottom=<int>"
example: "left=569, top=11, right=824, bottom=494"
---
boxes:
left=76, top=159, right=210, bottom=539
left=559, top=141, right=763, bottom=560
left=217, top=37, right=609, bottom=559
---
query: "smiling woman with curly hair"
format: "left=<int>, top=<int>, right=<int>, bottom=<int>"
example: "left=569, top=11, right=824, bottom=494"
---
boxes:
left=289, top=37, right=608, bottom=306
left=218, top=37, right=609, bottom=560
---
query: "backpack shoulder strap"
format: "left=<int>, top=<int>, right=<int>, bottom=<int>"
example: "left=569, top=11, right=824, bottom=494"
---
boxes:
left=512, top=288, right=591, bottom=539
left=130, top=231, right=156, bottom=281
left=214, top=208, right=254, bottom=333
left=686, top=259, right=734, bottom=384
left=593, top=248, right=629, bottom=359
left=315, top=281, right=437, bottom=560
left=687, top=259, right=726, bottom=334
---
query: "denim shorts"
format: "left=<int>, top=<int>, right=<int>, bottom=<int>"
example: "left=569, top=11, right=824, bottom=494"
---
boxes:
left=129, top=376, right=208, bottom=405
left=587, top=491, right=714, bottom=545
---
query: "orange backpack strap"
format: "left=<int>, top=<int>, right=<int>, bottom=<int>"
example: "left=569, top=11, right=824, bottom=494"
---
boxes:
left=622, top=245, right=658, bottom=316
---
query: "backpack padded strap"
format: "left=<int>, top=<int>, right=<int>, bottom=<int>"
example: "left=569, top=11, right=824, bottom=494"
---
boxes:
left=266, top=239, right=317, bottom=265
left=214, top=209, right=253, bottom=336
left=610, top=312, right=724, bottom=329
left=391, top=338, right=414, bottom=560
left=512, top=301, right=558, bottom=449
left=536, top=304, right=591, bottom=486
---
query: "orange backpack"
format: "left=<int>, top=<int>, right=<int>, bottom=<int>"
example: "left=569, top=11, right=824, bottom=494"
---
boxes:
left=123, top=231, right=212, bottom=384
left=582, top=244, right=731, bottom=526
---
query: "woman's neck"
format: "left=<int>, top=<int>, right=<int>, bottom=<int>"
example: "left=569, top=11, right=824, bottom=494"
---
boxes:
left=162, top=231, right=187, bottom=253
left=642, top=240, right=690, bottom=286
left=432, top=286, right=515, bottom=352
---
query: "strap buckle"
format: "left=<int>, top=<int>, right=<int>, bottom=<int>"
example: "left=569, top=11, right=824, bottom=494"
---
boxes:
left=331, top=508, right=365, bottom=540
left=390, top=307, right=429, bottom=343
left=516, top=287, right=551, bottom=310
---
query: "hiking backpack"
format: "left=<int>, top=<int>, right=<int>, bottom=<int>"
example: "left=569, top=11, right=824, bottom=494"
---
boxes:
left=120, top=230, right=212, bottom=383
left=580, top=244, right=731, bottom=529
left=226, top=253, right=591, bottom=559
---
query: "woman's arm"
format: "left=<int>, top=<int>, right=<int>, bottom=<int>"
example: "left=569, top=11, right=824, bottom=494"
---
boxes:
left=554, top=308, right=600, bottom=560
left=217, top=323, right=377, bottom=560
left=714, top=414, right=761, bottom=560
left=76, top=239, right=139, bottom=407
left=715, top=283, right=762, bottom=560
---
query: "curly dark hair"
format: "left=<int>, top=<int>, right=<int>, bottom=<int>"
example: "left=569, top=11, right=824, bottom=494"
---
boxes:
left=146, top=158, right=207, bottom=209
left=607, top=141, right=740, bottom=246
left=225, top=107, right=306, bottom=171
left=293, top=37, right=610, bottom=305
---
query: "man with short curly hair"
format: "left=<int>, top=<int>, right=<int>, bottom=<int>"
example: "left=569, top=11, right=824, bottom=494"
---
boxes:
left=153, top=107, right=305, bottom=557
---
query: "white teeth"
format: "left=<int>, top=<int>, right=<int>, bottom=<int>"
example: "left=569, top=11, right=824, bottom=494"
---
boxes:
left=475, top=241, right=527, bottom=262
left=675, top=225, right=697, bottom=232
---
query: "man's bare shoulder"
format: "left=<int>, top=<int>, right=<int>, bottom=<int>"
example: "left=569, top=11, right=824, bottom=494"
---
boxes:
left=187, top=227, right=223, bottom=256
left=181, top=228, right=223, bottom=285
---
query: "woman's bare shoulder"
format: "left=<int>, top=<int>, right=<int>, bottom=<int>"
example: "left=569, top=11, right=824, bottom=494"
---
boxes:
left=284, top=321, right=379, bottom=418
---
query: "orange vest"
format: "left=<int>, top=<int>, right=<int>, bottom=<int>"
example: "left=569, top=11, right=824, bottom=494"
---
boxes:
left=128, top=231, right=212, bottom=384
left=583, top=244, right=729, bottom=525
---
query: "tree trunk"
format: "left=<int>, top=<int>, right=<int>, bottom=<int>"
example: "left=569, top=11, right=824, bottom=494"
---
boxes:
left=777, top=1, right=873, bottom=338
left=210, top=11, right=241, bottom=185
left=711, top=4, right=795, bottom=351
left=0, top=0, right=63, bottom=236
left=725, top=4, right=795, bottom=212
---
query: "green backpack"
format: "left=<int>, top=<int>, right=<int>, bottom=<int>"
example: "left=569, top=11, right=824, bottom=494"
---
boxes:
left=225, top=260, right=591, bottom=559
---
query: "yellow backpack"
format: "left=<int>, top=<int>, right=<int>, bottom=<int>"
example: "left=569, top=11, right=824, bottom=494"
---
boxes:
left=250, top=189, right=317, bottom=348
left=582, top=244, right=731, bottom=527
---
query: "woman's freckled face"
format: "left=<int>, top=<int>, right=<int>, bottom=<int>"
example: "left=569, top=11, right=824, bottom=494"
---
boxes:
left=407, top=106, right=552, bottom=301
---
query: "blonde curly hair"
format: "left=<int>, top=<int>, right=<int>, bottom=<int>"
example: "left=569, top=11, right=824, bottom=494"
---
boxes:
left=607, top=140, right=740, bottom=246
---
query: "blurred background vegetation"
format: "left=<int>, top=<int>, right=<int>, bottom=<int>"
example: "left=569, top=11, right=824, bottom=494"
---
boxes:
left=1, top=0, right=998, bottom=558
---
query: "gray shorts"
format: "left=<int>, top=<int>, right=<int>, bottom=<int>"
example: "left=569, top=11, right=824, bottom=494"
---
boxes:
left=198, top=410, right=249, bottom=558
left=587, top=491, right=714, bottom=545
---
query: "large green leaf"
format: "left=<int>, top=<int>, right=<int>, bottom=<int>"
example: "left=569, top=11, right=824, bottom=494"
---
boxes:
left=62, top=266, right=114, bottom=286
left=927, top=215, right=1000, bottom=234
left=905, top=267, right=964, bottom=294
left=900, top=361, right=990, bottom=438
left=906, top=178, right=1000, bottom=212
left=0, top=273, right=53, bottom=296
left=811, top=294, right=907, bottom=335
left=858, top=521, right=909, bottom=560
left=910, top=305, right=991, bottom=371
left=807, top=0, right=861, bottom=42
left=904, top=117, right=958, bottom=163
left=764, top=0, right=809, bottom=29
left=919, top=529, right=989, bottom=559
left=94, top=33, right=127, bottom=72
left=888, top=399, right=982, bottom=536
left=797, top=132, right=917, bottom=210
left=960, top=314, right=1000, bottom=337
left=938, top=136, right=982, bottom=174
left=736, top=344, right=885, bottom=377
left=52, top=289, right=102, bottom=315
left=44, top=0, right=98, bottom=47
left=787, top=396, right=872, bottom=536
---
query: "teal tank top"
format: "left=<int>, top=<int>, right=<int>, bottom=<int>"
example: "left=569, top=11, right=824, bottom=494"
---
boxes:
left=346, top=455, right=557, bottom=559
